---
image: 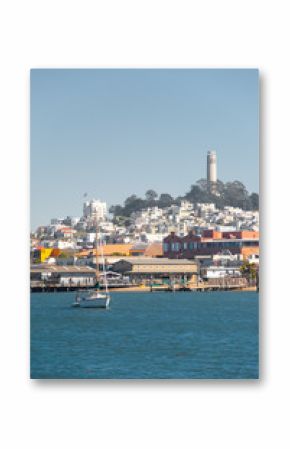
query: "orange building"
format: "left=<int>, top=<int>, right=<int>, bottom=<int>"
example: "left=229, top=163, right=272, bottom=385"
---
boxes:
left=76, top=242, right=164, bottom=260
left=144, top=243, right=163, bottom=257
left=76, top=244, right=133, bottom=259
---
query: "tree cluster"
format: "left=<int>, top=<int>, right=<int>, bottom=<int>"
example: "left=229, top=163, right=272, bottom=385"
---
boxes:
left=184, top=179, right=259, bottom=210
left=109, top=180, right=259, bottom=219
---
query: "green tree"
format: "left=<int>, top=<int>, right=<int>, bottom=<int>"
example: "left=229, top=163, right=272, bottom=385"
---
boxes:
left=109, top=204, right=124, bottom=216
left=240, top=262, right=257, bottom=283
left=123, top=195, right=146, bottom=216
left=249, top=192, right=259, bottom=210
left=145, top=189, right=158, bottom=203
left=124, top=195, right=139, bottom=207
left=185, top=184, right=208, bottom=203
left=223, top=180, right=249, bottom=208
left=158, top=193, right=174, bottom=207
left=196, top=178, right=208, bottom=191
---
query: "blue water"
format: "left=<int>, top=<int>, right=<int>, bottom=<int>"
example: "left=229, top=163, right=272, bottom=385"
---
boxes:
left=30, top=291, right=259, bottom=379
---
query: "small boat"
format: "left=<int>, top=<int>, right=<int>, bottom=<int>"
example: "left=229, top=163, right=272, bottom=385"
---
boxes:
left=72, top=290, right=110, bottom=308
left=72, top=221, right=110, bottom=309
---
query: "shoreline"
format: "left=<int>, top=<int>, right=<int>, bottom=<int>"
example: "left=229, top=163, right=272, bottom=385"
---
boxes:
left=109, top=286, right=258, bottom=292
left=31, top=285, right=258, bottom=293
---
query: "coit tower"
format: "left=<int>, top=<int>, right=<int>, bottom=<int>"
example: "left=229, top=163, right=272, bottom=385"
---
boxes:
left=207, top=150, right=217, bottom=193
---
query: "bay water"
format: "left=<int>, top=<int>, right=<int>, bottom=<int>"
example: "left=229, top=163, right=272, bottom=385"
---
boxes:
left=31, top=291, right=258, bottom=379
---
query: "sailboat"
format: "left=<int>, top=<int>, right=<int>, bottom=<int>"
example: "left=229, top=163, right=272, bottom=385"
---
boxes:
left=72, top=221, right=110, bottom=309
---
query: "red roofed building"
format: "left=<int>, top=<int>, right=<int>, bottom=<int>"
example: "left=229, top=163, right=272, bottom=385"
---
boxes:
left=163, top=230, right=259, bottom=261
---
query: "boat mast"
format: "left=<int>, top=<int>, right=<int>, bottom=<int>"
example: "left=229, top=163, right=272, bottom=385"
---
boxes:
left=100, top=236, right=109, bottom=295
left=95, top=218, right=99, bottom=286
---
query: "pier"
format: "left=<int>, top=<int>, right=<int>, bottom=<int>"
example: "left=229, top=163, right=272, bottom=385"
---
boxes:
left=31, top=278, right=257, bottom=293
left=30, top=280, right=136, bottom=293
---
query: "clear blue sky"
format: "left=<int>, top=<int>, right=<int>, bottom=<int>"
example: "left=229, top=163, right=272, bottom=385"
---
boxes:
left=31, top=69, right=259, bottom=230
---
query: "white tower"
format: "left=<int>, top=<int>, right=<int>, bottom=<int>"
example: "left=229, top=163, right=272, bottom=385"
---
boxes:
left=207, top=150, right=217, bottom=193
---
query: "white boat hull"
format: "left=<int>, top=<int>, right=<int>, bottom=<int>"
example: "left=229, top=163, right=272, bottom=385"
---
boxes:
left=72, top=292, right=110, bottom=309
left=79, top=297, right=109, bottom=308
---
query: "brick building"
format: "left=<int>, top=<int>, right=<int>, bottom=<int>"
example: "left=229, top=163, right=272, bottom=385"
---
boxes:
left=163, top=230, right=259, bottom=261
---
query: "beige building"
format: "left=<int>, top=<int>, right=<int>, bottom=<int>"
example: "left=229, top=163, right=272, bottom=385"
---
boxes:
left=112, top=257, right=199, bottom=284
